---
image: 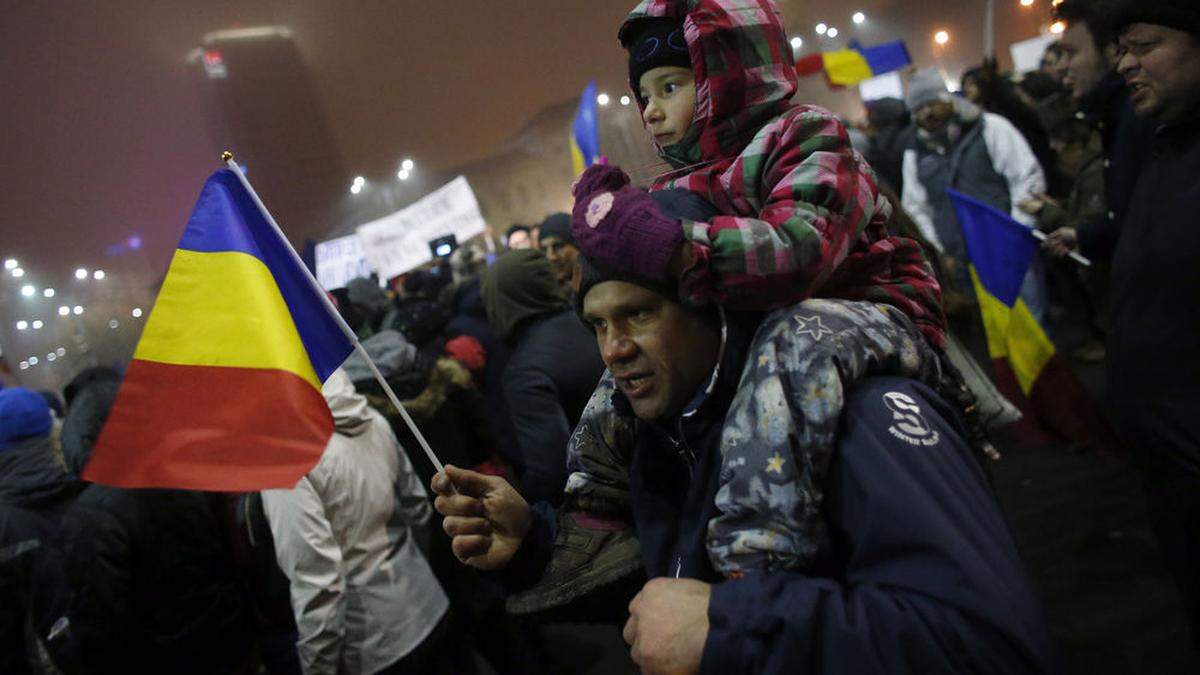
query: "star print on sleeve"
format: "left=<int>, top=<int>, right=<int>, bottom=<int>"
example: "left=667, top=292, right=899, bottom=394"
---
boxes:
left=793, top=315, right=834, bottom=341
left=766, top=453, right=786, bottom=475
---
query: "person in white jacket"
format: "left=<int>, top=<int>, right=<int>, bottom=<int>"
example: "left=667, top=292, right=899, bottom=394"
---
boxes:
left=262, top=369, right=454, bottom=675
left=901, top=68, right=1049, bottom=320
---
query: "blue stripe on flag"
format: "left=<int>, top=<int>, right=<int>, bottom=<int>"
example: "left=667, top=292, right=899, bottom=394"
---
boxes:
left=948, top=188, right=1039, bottom=307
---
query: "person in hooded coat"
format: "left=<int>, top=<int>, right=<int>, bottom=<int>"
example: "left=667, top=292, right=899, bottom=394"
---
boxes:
left=0, top=388, right=83, bottom=675
left=262, top=369, right=455, bottom=675
left=864, top=97, right=913, bottom=194
left=482, top=250, right=605, bottom=507
left=58, top=377, right=255, bottom=675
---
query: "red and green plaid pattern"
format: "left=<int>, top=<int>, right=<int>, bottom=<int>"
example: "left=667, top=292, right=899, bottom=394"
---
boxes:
left=620, top=0, right=946, bottom=347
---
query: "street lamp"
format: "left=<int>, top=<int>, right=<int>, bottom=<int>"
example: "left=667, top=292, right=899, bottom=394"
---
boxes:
left=815, top=23, right=828, bottom=35
left=28, top=357, right=38, bottom=366
left=827, top=27, right=839, bottom=38
left=790, top=37, right=804, bottom=50
left=58, top=306, right=69, bottom=316
left=397, top=169, right=411, bottom=181
left=852, top=12, right=866, bottom=25
left=43, top=288, right=55, bottom=298
left=20, top=285, right=35, bottom=297
left=132, top=308, right=143, bottom=318
left=75, top=268, right=88, bottom=280
left=597, top=93, right=611, bottom=106
left=3, top=259, right=16, bottom=270
left=401, top=158, right=414, bottom=172
left=93, top=270, right=105, bottom=280
left=31, top=320, right=43, bottom=330
left=934, top=30, right=951, bottom=46
left=11, top=268, right=24, bottom=278
left=16, top=321, right=27, bottom=330
left=73, top=305, right=83, bottom=315
left=620, top=95, right=632, bottom=106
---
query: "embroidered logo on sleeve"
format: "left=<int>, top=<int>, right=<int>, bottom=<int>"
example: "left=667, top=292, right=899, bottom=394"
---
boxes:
left=882, top=391, right=940, bottom=447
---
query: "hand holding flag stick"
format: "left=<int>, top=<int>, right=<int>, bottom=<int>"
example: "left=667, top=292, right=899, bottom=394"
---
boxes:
left=1027, top=228, right=1092, bottom=268
left=221, top=152, right=447, bottom=477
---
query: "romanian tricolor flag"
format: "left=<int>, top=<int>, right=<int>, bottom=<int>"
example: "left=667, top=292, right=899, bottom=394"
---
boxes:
left=795, top=39, right=912, bottom=87
left=84, top=168, right=354, bottom=491
left=571, top=80, right=600, bottom=175
left=949, top=189, right=1120, bottom=454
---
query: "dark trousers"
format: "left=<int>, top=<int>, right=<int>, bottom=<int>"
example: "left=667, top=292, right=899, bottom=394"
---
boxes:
left=376, top=611, right=476, bottom=675
left=1143, top=467, right=1200, bottom=647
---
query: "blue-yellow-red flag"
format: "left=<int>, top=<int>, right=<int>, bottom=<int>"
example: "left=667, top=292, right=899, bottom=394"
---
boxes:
left=949, top=189, right=1120, bottom=454
left=571, top=80, right=600, bottom=175
left=84, top=169, right=355, bottom=490
left=796, top=40, right=912, bottom=87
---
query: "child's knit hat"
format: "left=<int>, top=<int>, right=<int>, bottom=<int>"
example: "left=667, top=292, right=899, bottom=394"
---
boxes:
left=624, top=17, right=692, bottom=93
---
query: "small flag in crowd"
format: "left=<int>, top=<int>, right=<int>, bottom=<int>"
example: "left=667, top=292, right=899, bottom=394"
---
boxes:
left=949, top=189, right=1120, bottom=454
left=795, top=39, right=912, bottom=87
left=571, top=80, right=601, bottom=175
left=83, top=169, right=355, bottom=491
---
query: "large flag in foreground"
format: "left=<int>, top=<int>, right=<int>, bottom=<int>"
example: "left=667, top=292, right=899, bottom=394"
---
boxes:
left=84, top=169, right=355, bottom=490
left=571, top=80, right=600, bottom=175
left=949, top=189, right=1120, bottom=454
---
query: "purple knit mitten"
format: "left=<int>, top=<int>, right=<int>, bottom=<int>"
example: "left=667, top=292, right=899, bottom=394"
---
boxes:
left=571, top=165, right=684, bottom=282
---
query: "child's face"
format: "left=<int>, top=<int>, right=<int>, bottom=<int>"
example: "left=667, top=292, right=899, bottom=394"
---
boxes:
left=638, top=66, right=696, bottom=147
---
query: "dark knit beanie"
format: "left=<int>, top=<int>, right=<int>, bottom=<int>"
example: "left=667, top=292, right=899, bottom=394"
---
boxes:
left=1112, top=0, right=1200, bottom=38
left=574, top=188, right=719, bottom=315
left=624, top=17, right=692, bottom=93
left=537, top=213, right=574, bottom=246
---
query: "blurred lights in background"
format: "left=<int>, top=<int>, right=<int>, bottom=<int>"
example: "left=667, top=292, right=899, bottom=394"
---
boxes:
left=132, top=308, right=143, bottom=318
left=73, top=306, right=83, bottom=315
left=620, top=95, right=632, bottom=106
left=4, top=259, right=16, bottom=270
left=75, top=268, right=88, bottom=280
left=20, top=285, right=35, bottom=297
left=31, top=320, right=43, bottom=330
left=815, top=23, right=828, bottom=35
left=1050, top=21, right=1066, bottom=34
left=58, top=306, right=70, bottom=316
left=93, top=270, right=105, bottom=280
left=11, top=268, right=24, bottom=278
left=790, top=37, right=803, bottom=50
left=597, top=93, right=611, bottom=106
left=852, top=12, right=866, bottom=24
left=43, top=288, right=55, bottom=298
left=16, top=321, right=28, bottom=330
left=827, top=27, right=839, bottom=38
left=934, top=30, right=951, bottom=46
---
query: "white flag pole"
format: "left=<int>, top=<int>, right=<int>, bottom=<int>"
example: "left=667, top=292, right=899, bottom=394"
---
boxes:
left=221, top=152, right=447, bottom=475
left=1027, top=228, right=1092, bottom=268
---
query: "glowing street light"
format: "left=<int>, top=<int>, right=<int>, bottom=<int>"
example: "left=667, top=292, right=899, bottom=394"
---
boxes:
left=109, top=319, right=120, bottom=329
left=75, top=268, right=88, bottom=280
left=132, top=308, right=144, bottom=318
left=20, top=285, right=35, bottom=297
left=1049, top=20, right=1066, bottom=34
left=3, top=259, right=16, bottom=270
left=11, top=268, right=24, bottom=278
left=93, top=270, right=105, bottom=280
left=43, top=288, right=55, bottom=298
left=350, top=183, right=363, bottom=195
left=1020, top=0, right=1035, bottom=6
left=934, top=30, right=951, bottom=46
left=597, top=93, right=611, bottom=106
left=19, top=361, right=28, bottom=370
left=815, top=23, right=828, bottom=35
left=28, top=357, right=38, bottom=366
left=58, top=306, right=69, bottom=317
left=852, top=12, right=866, bottom=24
left=16, top=321, right=28, bottom=330
left=827, top=27, right=839, bottom=38
left=73, top=305, right=83, bottom=315
left=57, top=347, right=66, bottom=357
left=47, top=352, right=56, bottom=362
left=790, top=37, right=804, bottom=50
left=31, top=320, right=43, bottom=330
left=401, top=158, right=414, bottom=172
left=397, top=169, right=411, bottom=181
left=620, top=95, right=632, bottom=106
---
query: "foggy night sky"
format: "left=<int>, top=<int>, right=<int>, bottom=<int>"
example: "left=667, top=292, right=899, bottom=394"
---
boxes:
left=0, top=0, right=1048, bottom=287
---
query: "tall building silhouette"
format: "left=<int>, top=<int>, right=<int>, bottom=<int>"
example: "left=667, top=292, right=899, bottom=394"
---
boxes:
left=189, top=27, right=346, bottom=246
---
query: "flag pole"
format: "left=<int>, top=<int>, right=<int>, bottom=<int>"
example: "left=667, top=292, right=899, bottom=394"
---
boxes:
left=1026, top=228, right=1092, bottom=268
left=220, top=152, right=446, bottom=475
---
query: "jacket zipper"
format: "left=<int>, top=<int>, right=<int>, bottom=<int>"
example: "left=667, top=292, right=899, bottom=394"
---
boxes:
left=670, top=419, right=696, bottom=578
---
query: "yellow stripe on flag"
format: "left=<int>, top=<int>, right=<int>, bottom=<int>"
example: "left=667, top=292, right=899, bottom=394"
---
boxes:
left=970, top=267, right=1056, bottom=395
left=570, top=136, right=586, bottom=176
left=135, top=249, right=321, bottom=389
left=822, top=50, right=874, bottom=86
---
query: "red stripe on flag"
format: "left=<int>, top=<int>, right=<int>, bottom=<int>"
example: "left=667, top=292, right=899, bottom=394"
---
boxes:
left=992, top=355, right=1123, bottom=457
left=84, top=360, right=333, bottom=491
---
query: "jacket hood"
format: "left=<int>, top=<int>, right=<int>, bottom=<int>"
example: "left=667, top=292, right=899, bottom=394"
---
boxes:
left=0, top=436, right=82, bottom=508
left=322, top=369, right=373, bottom=437
left=342, top=330, right=421, bottom=386
left=0, top=387, right=53, bottom=449
left=482, top=249, right=567, bottom=341
left=619, top=0, right=798, bottom=168
left=60, top=378, right=121, bottom=476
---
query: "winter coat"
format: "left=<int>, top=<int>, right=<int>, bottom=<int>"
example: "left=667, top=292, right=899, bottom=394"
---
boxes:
left=619, top=0, right=946, bottom=348
left=514, top=304, right=1057, bottom=673
left=1075, top=73, right=1156, bottom=259
left=901, top=98, right=1047, bottom=262
left=864, top=97, right=912, bottom=194
left=60, top=485, right=254, bottom=674
left=504, top=310, right=605, bottom=506
left=1106, top=118, right=1200, bottom=480
left=1037, top=150, right=1106, bottom=234
left=262, top=370, right=448, bottom=675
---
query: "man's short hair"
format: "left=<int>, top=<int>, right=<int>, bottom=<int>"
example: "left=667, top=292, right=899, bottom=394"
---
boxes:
left=1055, top=0, right=1121, bottom=51
left=506, top=224, right=531, bottom=239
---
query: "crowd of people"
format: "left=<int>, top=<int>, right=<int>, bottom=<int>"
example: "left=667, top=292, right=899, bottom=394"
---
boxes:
left=2, top=0, right=1198, bottom=673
